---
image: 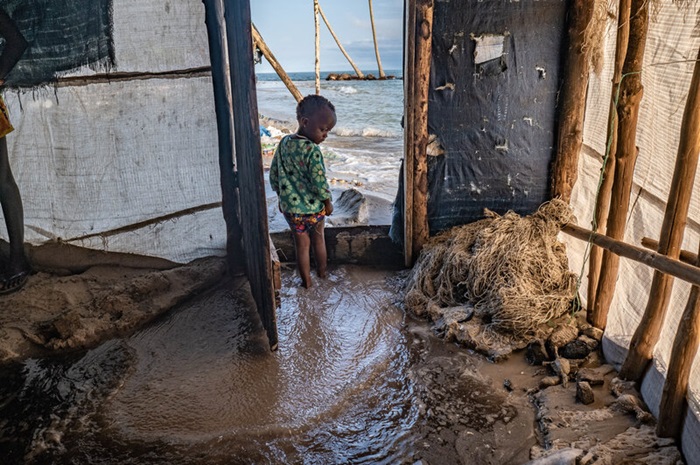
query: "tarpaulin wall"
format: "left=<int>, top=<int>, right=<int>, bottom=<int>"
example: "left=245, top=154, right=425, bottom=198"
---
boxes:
left=1, top=0, right=225, bottom=263
left=421, top=0, right=567, bottom=233
left=562, top=3, right=700, bottom=462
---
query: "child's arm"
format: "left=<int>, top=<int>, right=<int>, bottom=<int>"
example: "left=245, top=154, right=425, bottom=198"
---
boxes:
left=323, top=198, right=333, bottom=216
left=307, top=144, right=333, bottom=214
left=0, top=10, right=28, bottom=85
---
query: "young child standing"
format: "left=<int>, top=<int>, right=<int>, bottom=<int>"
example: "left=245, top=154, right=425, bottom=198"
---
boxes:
left=269, top=95, right=336, bottom=288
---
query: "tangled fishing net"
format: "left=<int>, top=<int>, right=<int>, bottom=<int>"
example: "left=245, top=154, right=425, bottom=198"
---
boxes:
left=405, top=199, right=579, bottom=352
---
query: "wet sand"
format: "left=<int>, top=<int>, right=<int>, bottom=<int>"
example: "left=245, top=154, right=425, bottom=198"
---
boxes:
left=0, top=246, right=686, bottom=464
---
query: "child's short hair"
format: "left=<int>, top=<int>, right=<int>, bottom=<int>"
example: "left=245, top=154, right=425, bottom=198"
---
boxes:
left=297, top=94, right=335, bottom=120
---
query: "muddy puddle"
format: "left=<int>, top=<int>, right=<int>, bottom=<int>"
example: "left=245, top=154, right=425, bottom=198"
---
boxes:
left=0, top=266, right=525, bottom=465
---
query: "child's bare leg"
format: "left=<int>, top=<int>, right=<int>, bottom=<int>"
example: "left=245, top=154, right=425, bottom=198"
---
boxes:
left=0, top=136, right=28, bottom=275
left=292, top=231, right=312, bottom=288
left=311, top=220, right=327, bottom=279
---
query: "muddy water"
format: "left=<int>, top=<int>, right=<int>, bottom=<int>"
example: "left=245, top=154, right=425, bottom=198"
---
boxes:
left=0, top=267, right=423, bottom=464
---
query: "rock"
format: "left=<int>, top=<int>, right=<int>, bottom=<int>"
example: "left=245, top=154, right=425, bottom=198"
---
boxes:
left=503, top=378, right=514, bottom=392
left=326, top=188, right=369, bottom=226
left=582, top=326, right=604, bottom=341
left=545, top=357, right=571, bottom=386
left=559, top=339, right=591, bottom=359
left=547, top=323, right=579, bottom=356
left=578, top=334, right=599, bottom=350
left=576, top=381, right=595, bottom=405
left=610, top=377, right=637, bottom=397
left=526, top=339, right=549, bottom=365
left=577, top=368, right=605, bottom=386
left=522, top=448, right=584, bottom=465
left=539, top=376, right=561, bottom=389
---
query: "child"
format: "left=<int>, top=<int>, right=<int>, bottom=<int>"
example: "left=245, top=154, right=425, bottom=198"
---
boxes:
left=269, top=95, right=336, bottom=288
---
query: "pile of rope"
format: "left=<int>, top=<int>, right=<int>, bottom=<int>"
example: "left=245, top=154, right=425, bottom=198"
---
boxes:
left=405, top=199, right=579, bottom=345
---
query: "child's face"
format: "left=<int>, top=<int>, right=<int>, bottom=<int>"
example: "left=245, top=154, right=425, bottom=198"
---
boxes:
left=298, top=106, right=336, bottom=144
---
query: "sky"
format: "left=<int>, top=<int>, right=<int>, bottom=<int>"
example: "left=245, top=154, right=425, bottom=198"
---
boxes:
left=250, top=0, right=403, bottom=74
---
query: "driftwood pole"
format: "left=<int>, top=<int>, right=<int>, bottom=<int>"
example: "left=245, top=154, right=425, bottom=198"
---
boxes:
left=251, top=23, right=303, bottom=103
left=657, top=243, right=700, bottom=438
left=620, top=46, right=700, bottom=383
left=314, top=0, right=321, bottom=94
left=550, top=0, right=595, bottom=202
left=202, top=0, right=244, bottom=274
left=403, top=0, right=417, bottom=266
left=368, top=0, right=386, bottom=78
left=591, top=0, right=649, bottom=330
left=317, top=4, right=364, bottom=78
left=587, top=0, right=632, bottom=314
left=403, top=0, right=432, bottom=265
left=224, top=0, right=278, bottom=350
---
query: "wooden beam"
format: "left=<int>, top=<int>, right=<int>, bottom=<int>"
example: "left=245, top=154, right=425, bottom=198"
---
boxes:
left=224, top=0, right=278, bottom=350
left=562, top=224, right=700, bottom=287
left=317, top=4, right=364, bottom=78
left=314, top=0, right=321, bottom=94
left=591, top=0, right=649, bottom=330
left=588, top=0, right=632, bottom=314
left=642, top=237, right=698, bottom=265
left=403, top=0, right=417, bottom=266
left=620, top=46, right=700, bottom=383
left=410, top=0, right=432, bottom=261
left=657, top=242, right=700, bottom=438
left=251, top=23, right=303, bottom=103
left=369, top=0, right=386, bottom=78
left=551, top=0, right=595, bottom=202
left=202, top=0, right=244, bottom=274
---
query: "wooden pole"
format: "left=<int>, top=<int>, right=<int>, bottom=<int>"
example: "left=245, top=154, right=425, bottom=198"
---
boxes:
left=317, top=4, right=364, bottom=78
left=587, top=0, right=632, bottom=315
left=411, top=0, right=432, bottom=259
left=620, top=46, right=700, bottom=382
left=251, top=23, right=303, bottom=103
left=202, top=0, right=245, bottom=274
left=368, top=0, right=386, bottom=78
left=403, top=0, right=416, bottom=266
left=591, top=0, right=649, bottom=330
left=642, top=237, right=698, bottom=265
left=562, top=224, right=700, bottom=288
left=224, top=0, right=278, bottom=350
left=314, top=0, right=321, bottom=94
left=550, top=0, right=595, bottom=202
left=657, top=242, right=700, bottom=438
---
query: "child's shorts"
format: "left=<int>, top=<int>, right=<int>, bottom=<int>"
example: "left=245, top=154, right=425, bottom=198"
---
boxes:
left=0, top=96, right=14, bottom=139
left=283, top=209, right=326, bottom=234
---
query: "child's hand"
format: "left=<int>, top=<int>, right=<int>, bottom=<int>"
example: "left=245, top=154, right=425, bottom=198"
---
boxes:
left=324, top=199, right=334, bottom=216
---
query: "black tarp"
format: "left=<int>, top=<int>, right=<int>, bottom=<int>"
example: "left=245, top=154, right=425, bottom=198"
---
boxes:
left=2, top=0, right=114, bottom=87
left=392, top=0, right=567, bottom=242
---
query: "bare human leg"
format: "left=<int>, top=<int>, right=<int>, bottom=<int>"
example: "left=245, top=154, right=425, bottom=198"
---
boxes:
left=0, top=135, right=27, bottom=276
left=292, top=230, right=312, bottom=288
left=311, top=219, right=327, bottom=279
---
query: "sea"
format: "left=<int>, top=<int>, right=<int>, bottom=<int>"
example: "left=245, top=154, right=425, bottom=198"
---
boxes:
left=256, top=70, right=404, bottom=198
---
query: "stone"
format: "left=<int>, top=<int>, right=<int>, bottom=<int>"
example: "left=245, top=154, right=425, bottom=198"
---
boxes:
left=539, top=376, right=561, bottom=389
left=577, top=368, right=605, bottom=386
left=560, top=339, right=591, bottom=359
left=526, top=339, right=549, bottom=365
left=576, top=381, right=595, bottom=405
left=582, top=326, right=604, bottom=341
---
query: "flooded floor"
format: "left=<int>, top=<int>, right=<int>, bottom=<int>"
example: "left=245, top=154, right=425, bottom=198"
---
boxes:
left=0, top=265, right=533, bottom=465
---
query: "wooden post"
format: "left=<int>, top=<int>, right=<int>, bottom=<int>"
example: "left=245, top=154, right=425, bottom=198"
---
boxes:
left=317, top=4, right=364, bottom=78
left=252, top=23, right=303, bottom=103
left=224, top=0, right=278, bottom=350
left=620, top=46, right=700, bottom=382
left=550, top=0, right=595, bottom=202
left=562, top=224, right=700, bottom=288
left=368, top=0, right=386, bottom=78
left=202, top=0, right=245, bottom=274
left=314, top=0, right=321, bottom=94
left=657, top=242, right=700, bottom=438
left=591, top=0, right=649, bottom=330
left=403, top=0, right=416, bottom=266
left=587, top=0, right=632, bottom=315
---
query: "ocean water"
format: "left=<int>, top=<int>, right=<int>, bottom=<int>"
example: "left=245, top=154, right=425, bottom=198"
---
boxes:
left=256, top=71, right=404, bottom=198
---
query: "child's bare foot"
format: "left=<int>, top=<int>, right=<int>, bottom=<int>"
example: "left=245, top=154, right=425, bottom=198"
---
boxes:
left=301, top=278, right=312, bottom=289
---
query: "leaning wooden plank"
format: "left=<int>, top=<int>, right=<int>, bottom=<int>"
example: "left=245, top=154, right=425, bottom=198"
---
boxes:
left=252, top=23, right=303, bottom=103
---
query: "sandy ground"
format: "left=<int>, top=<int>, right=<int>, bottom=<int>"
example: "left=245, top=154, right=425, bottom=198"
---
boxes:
left=0, top=241, right=687, bottom=464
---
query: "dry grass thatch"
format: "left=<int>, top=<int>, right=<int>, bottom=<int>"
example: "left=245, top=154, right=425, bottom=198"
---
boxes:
left=405, top=199, right=579, bottom=345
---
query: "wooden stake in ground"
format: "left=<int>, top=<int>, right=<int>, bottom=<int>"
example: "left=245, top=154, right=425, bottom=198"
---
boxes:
left=587, top=0, right=632, bottom=315
left=550, top=0, right=595, bottom=202
left=403, top=0, right=432, bottom=264
left=403, top=0, right=417, bottom=266
left=657, top=247, right=700, bottom=438
left=620, top=46, right=700, bottom=383
left=314, top=0, right=321, bottom=94
left=317, top=4, right=364, bottom=78
left=368, top=0, right=386, bottom=78
left=252, top=23, right=303, bottom=103
left=591, top=0, right=649, bottom=330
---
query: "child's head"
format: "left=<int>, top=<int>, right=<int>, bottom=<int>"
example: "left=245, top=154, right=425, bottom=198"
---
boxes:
left=296, top=94, right=336, bottom=145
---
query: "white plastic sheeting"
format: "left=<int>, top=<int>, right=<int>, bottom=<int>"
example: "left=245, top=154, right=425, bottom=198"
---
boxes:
left=564, top=3, right=700, bottom=461
left=1, top=0, right=227, bottom=263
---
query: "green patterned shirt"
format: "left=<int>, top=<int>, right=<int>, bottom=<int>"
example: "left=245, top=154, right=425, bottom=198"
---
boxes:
left=269, top=135, right=332, bottom=214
